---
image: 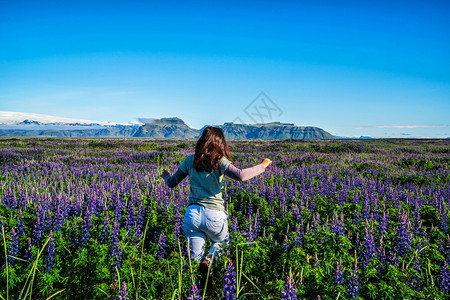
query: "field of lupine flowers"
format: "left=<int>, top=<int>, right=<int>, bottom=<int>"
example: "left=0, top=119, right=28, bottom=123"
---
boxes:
left=0, top=138, right=449, bottom=299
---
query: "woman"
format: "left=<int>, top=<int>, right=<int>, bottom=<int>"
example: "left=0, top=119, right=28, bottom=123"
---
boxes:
left=160, top=126, right=272, bottom=271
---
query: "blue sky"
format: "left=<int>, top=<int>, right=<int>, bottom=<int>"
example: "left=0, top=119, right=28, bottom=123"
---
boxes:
left=0, top=0, right=449, bottom=137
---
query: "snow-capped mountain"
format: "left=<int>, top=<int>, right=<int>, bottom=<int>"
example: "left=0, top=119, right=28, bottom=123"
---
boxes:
left=0, top=111, right=124, bottom=126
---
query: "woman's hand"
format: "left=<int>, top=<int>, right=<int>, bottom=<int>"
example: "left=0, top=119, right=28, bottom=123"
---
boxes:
left=160, top=170, right=170, bottom=179
left=261, top=158, right=272, bottom=168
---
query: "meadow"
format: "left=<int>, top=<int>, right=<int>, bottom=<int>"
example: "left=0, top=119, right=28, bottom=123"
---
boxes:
left=0, top=138, right=449, bottom=299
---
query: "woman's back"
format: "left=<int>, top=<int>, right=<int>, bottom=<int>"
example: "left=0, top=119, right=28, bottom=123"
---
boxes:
left=178, top=154, right=231, bottom=210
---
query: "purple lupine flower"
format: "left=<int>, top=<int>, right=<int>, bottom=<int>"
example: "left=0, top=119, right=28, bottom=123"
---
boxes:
left=134, top=201, right=145, bottom=243
left=7, top=227, right=19, bottom=265
left=100, top=211, right=111, bottom=244
left=335, top=258, right=344, bottom=286
left=352, top=209, right=360, bottom=225
left=173, top=220, right=182, bottom=244
left=111, top=221, right=122, bottom=269
left=222, top=260, right=237, bottom=300
left=388, top=250, right=399, bottom=268
left=288, top=182, right=296, bottom=200
left=440, top=208, right=448, bottom=234
left=125, top=201, right=135, bottom=234
left=187, top=283, right=202, bottom=300
left=440, top=260, right=450, bottom=294
left=377, top=237, right=387, bottom=274
left=110, top=221, right=119, bottom=249
left=246, top=180, right=252, bottom=194
left=292, top=204, right=301, bottom=223
left=337, top=189, right=347, bottom=207
left=1, top=187, right=15, bottom=210
left=395, top=212, right=412, bottom=257
left=268, top=188, right=275, bottom=206
left=331, top=212, right=345, bottom=237
left=111, top=241, right=123, bottom=270
left=0, top=216, right=4, bottom=240
left=53, top=206, right=63, bottom=232
left=378, top=210, right=389, bottom=238
left=281, top=273, right=297, bottom=300
left=117, top=281, right=130, bottom=300
left=246, top=200, right=253, bottom=220
left=80, top=208, right=92, bottom=245
left=32, top=215, right=43, bottom=245
left=252, top=209, right=261, bottom=241
left=410, top=253, right=422, bottom=292
left=156, top=232, right=166, bottom=260
left=269, top=208, right=275, bottom=227
left=44, top=231, right=55, bottom=273
left=16, top=186, right=27, bottom=209
left=413, top=203, right=422, bottom=236
left=293, top=225, right=303, bottom=246
left=438, top=239, right=446, bottom=253
left=362, top=193, right=370, bottom=221
left=360, top=221, right=376, bottom=270
left=42, top=207, right=52, bottom=234
left=245, top=219, right=253, bottom=242
left=352, top=191, right=360, bottom=205
left=114, top=195, right=123, bottom=223
left=311, top=213, right=320, bottom=233
left=173, top=203, right=183, bottom=244
left=347, top=260, right=359, bottom=299
left=282, top=235, right=290, bottom=252
left=230, top=215, right=240, bottom=233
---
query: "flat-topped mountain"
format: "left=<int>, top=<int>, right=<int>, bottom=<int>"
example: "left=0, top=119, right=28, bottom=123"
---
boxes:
left=133, top=118, right=199, bottom=138
left=212, top=122, right=335, bottom=139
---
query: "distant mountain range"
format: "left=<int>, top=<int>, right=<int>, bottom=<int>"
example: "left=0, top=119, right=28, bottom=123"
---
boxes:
left=0, top=111, right=336, bottom=139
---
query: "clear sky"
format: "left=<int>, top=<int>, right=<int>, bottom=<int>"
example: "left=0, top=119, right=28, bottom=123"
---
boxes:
left=1, top=0, right=449, bottom=138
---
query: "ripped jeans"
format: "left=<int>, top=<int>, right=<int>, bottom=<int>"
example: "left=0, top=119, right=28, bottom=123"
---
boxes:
left=183, top=204, right=230, bottom=262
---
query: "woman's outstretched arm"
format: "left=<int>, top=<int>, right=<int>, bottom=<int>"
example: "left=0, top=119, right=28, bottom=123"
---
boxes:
left=161, top=169, right=188, bottom=188
left=224, top=158, right=272, bottom=182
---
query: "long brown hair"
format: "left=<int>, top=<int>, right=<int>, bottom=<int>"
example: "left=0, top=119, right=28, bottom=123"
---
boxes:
left=193, top=126, right=233, bottom=173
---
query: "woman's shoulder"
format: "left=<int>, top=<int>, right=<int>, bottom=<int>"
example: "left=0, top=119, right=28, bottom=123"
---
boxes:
left=187, top=154, right=196, bottom=165
left=220, top=156, right=232, bottom=169
left=185, top=154, right=195, bottom=164
left=179, top=154, right=195, bottom=173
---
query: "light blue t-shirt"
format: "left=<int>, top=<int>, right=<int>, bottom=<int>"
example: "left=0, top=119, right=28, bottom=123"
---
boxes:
left=178, top=154, right=232, bottom=211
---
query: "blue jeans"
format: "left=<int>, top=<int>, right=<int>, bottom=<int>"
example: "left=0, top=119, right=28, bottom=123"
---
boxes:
left=183, top=204, right=230, bottom=262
